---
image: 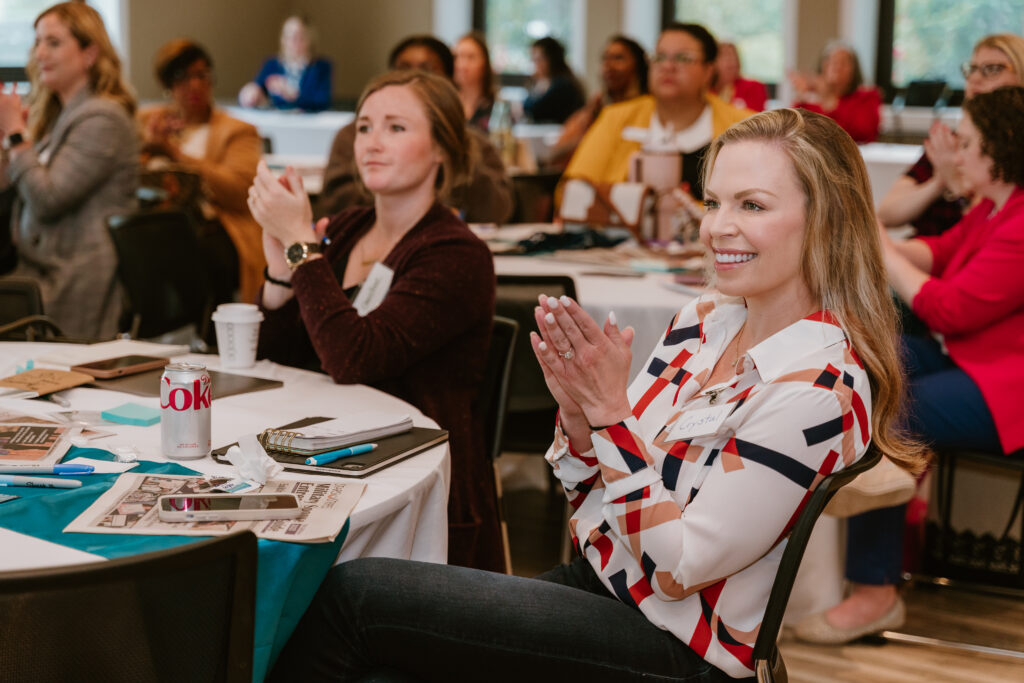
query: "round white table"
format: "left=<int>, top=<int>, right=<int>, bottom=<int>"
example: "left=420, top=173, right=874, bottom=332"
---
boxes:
left=482, top=224, right=699, bottom=380
left=0, top=344, right=449, bottom=571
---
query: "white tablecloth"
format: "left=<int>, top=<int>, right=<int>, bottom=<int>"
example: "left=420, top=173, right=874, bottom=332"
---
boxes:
left=859, top=142, right=923, bottom=208
left=225, top=106, right=353, bottom=157
left=487, top=225, right=698, bottom=380
left=0, top=344, right=449, bottom=571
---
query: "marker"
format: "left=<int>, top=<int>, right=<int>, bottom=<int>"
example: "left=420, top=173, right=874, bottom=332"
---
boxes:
left=305, top=443, right=378, bottom=466
left=0, top=475, right=82, bottom=489
left=0, top=464, right=95, bottom=475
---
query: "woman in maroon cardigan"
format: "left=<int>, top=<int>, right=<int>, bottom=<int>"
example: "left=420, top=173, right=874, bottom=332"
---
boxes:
left=247, top=70, right=504, bottom=572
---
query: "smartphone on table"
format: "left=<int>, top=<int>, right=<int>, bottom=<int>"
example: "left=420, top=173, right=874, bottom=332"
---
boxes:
left=156, top=493, right=302, bottom=522
left=71, top=355, right=169, bottom=379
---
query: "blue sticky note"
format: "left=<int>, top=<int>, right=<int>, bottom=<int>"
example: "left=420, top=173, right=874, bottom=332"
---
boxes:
left=101, top=403, right=161, bottom=426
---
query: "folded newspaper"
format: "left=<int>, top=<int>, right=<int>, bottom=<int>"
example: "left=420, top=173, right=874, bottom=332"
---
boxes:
left=64, top=472, right=364, bottom=543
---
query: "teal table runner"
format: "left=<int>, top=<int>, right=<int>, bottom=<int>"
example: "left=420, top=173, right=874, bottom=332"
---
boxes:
left=0, top=447, right=346, bottom=682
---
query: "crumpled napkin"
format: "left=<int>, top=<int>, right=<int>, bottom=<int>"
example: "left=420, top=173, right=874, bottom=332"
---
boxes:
left=224, top=433, right=283, bottom=484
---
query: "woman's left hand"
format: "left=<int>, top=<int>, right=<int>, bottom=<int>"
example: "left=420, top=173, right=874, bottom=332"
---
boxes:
left=533, top=295, right=634, bottom=427
left=248, top=160, right=316, bottom=244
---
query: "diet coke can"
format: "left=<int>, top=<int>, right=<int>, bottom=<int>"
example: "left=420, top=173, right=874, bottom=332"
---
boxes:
left=160, top=363, right=212, bottom=459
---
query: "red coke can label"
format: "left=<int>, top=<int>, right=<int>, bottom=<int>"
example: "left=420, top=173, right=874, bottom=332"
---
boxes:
left=160, top=363, right=212, bottom=459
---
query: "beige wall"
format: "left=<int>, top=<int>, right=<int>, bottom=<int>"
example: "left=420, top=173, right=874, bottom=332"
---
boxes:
left=127, top=0, right=286, bottom=101
left=297, top=0, right=434, bottom=101
left=795, top=0, right=841, bottom=73
left=127, top=0, right=435, bottom=104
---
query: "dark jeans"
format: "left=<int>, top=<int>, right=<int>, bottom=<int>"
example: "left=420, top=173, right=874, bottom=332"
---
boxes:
left=268, top=557, right=739, bottom=682
left=846, top=333, right=1001, bottom=584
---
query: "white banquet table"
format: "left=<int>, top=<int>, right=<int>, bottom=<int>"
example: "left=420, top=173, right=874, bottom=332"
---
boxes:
left=0, top=344, right=449, bottom=572
left=484, top=225, right=698, bottom=380
left=225, top=106, right=353, bottom=157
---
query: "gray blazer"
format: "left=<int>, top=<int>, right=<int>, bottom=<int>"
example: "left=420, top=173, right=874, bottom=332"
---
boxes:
left=6, top=88, right=138, bottom=339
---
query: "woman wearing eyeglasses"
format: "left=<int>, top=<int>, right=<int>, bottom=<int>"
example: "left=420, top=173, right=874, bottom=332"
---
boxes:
left=139, top=39, right=265, bottom=305
left=877, top=34, right=1024, bottom=237
left=562, top=23, right=751, bottom=200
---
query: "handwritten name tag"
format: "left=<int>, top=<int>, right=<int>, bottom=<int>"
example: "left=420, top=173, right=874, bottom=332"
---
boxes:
left=353, top=262, right=394, bottom=316
left=666, top=404, right=734, bottom=441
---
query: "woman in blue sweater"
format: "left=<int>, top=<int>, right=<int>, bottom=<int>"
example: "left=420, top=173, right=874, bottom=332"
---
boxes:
left=238, top=15, right=332, bottom=112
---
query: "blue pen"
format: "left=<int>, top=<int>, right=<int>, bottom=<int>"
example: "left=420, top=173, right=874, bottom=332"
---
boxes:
left=305, top=443, right=378, bottom=466
left=0, top=464, right=95, bottom=476
left=0, top=475, right=82, bottom=489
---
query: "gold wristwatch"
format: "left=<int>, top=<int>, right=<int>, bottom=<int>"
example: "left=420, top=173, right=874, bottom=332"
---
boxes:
left=284, top=241, right=324, bottom=270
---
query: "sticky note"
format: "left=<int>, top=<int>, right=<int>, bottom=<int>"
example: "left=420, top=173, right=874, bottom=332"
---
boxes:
left=101, top=403, right=161, bottom=426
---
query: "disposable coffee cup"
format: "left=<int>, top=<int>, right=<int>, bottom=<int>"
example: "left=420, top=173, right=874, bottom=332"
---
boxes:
left=212, top=303, right=264, bottom=369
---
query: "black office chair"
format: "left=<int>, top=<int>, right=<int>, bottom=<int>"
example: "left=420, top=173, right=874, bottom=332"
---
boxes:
left=753, top=445, right=884, bottom=682
left=475, top=315, right=519, bottom=573
left=495, top=274, right=577, bottom=455
left=0, top=530, right=257, bottom=683
left=0, top=276, right=67, bottom=341
left=107, top=209, right=214, bottom=341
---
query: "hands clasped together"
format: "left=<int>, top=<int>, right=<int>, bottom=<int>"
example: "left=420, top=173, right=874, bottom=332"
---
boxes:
left=529, top=294, right=634, bottom=447
left=248, top=160, right=326, bottom=266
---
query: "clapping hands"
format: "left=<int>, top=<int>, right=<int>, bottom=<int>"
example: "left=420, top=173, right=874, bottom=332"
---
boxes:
left=530, top=295, right=634, bottom=435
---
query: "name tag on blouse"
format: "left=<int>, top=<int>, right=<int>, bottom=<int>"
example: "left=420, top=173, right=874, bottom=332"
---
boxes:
left=666, top=404, right=734, bottom=441
left=353, top=262, right=394, bottom=316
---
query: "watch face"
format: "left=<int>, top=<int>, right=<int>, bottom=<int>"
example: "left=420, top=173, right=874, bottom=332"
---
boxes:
left=285, top=242, right=307, bottom=265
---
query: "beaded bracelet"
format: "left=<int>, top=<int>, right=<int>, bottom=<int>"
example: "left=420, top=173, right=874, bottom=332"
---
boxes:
left=263, top=266, right=293, bottom=288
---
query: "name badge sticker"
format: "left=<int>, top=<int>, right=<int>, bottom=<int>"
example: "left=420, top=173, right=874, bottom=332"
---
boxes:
left=352, top=262, right=394, bottom=316
left=666, top=404, right=734, bottom=442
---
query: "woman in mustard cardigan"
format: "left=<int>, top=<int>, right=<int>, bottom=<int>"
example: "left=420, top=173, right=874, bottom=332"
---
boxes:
left=139, top=39, right=265, bottom=305
left=563, top=23, right=750, bottom=200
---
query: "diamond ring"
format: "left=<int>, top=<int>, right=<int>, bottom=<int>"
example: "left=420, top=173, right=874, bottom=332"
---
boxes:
left=559, top=348, right=575, bottom=360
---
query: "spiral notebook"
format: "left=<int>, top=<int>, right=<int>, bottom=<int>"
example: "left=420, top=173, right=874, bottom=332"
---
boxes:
left=212, top=416, right=448, bottom=478
left=257, top=411, right=414, bottom=455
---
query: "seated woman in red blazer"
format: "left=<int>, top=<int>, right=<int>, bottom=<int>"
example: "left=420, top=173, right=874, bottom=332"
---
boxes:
left=247, top=70, right=503, bottom=573
left=790, top=41, right=881, bottom=143
left=796, top=85, right=1024, bottom=644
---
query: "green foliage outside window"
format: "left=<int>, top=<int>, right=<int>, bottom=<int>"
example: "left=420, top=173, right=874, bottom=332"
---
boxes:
left=893, top=0, right=1024, bottom=87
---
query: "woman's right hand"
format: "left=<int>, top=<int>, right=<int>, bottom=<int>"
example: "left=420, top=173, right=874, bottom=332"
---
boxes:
left=238, top=82, right=267, bottom=108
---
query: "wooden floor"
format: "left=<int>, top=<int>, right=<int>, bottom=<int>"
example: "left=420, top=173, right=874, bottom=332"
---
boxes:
left=500, top=457, right=1024, bottom=682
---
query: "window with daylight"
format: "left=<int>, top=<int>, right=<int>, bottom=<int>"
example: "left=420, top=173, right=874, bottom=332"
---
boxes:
left=0, top=0, right=124, bottom=76
left=672, top=0, right=784, bottom=85
left=479, top=0, right=575, bottom=76
left=888, top=0, right=1024, bottom=89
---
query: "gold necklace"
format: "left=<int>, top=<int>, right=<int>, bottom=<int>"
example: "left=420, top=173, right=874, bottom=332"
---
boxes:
left=730, top=325, right=746, bottom=369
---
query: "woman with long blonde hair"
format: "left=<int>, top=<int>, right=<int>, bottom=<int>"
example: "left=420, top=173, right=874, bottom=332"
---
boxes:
left=267, top=108, right=920, bottom=682
left=0, top=2, right=137, bottom=339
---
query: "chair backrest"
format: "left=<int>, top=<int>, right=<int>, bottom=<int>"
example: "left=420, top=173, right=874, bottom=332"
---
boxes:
left=477, top=315, right=519, bottom=462
left=495, top=274, right=577, bottom=414
left=0, top=530, right=257, bottom=683
left=0, top=276, right=44, bottom=325
left=752, top=444, right=884, bottom=682
left=0, top=277, right=68, bottom=342
left=107, top=209, right=213, bottom=339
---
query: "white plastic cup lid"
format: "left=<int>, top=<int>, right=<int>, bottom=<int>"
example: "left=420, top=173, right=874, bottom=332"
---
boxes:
left=212, top=303, right=264, bottom=323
